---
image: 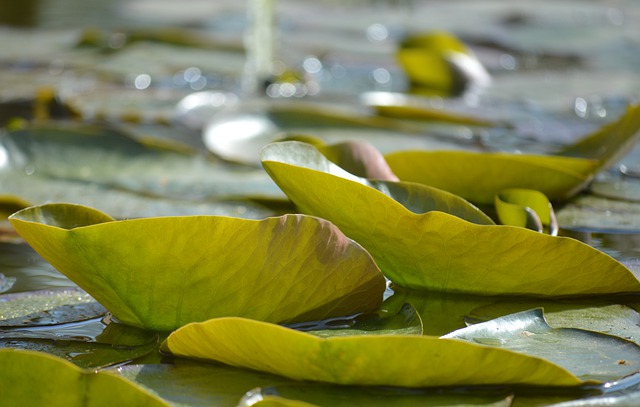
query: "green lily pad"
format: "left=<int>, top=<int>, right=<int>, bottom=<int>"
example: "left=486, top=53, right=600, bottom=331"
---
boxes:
left=9, top=203, right=386, bottom=330
left=0, top=349, right=169, bottom=406
left=1, top=123, right=284, bottom=200
left=0, top=317, right=159, bottom=369
left=291, top=303, right=423, bottom=338
left=468, top=302, right=640, bottom=346
left=241, top=385, right=515, bottom=407
left=261, top=141, right=640, bottom=295
left=0, top=288, right=106, bottom=327
left=443, top=308, right=640, bottom=382
left=161, top=316, right=584, bottom=387
left=116, top=361, right=292, bottom=407
left=384, top=105, right=640, bottom=204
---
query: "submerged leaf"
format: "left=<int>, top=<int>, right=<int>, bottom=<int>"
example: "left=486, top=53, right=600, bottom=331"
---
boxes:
left=0, top=349, right=169, bottom=406
left=443, top=309, right=640, bottom=381
left=9, top=203, right=386, bottom=330
left=161, top=317, right=583, bottom=387
left=262, top=141, right=640, bottom=295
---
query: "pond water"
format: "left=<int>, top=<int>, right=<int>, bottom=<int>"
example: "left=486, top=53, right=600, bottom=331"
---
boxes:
left=2, top=0, right=640, bottom=406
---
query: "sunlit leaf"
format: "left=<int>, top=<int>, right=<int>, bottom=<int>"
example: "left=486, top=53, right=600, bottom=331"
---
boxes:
left=495, top=189, right=558, bottom=235
left=443, top=309, right=640, bottom=382
left=384, top=105, right=640, bottom=204
left=262, top=141, right=494, bottom=226
left=9, top=203, right=386, bottom=330
left=557, top=104, right=640, bottom=171
left=0, top=349, right=169, bottom=406
left=385, top=150, right=596, bottom=204
left=262, top=141, right=640, bottom=295
left=161, top=316, right=584, bottom=387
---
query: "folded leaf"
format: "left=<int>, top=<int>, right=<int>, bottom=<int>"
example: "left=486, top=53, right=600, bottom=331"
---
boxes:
left=9, top=203, right=385, bottom=330
left=495, top=188, right=558, bottom=235
left=162, top=317, right=584, bottom=387
left=261, top=141, right=640, bottom=295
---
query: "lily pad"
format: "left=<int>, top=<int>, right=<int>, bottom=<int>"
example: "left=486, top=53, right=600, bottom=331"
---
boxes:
left=116, top=361, right=292, bottom=407
left=0, top=288, right=106, bottom=327
left=161, top=316, right=584, bottom=387
left=240, top=385, right=514, bottom=407
left=0, top=349, right=169, bottom=406
left=384, top=104, right=640, bottom=204
left=9, top=203, right=386, bottom=330
left=385, top=149, right=596, bottom=204
left=262, top=141, right=494, bottom=226
left=261, top=141, right=640, bottom=295
left=0, top=317, right=159, bottom=369
left=289, top=303, right=423, bottom=338
left=443, top=309, right=640, bottom=382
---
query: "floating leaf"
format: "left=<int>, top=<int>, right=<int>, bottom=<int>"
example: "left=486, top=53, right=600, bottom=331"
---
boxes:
left=443, top=309, right=640, bottom=382
left=557, top=104, right=640, bottom=171
left=0, top=288, right=105, bottom=327
left=9, top=203, right=386, bottom=330
left=361, top=91, right=499, bottom=127
left=1, top=123, right=284, bottom=200
left=495, top=188, right=558, bottom=235
left=161, top=316, right=583, bottom=387
left=241, top=385, right=514, bottom=407
left=261, top=141, right=494, bottom=226
left=262, top=141, right=640, bottom=295
left=385, top=149, right=596, bottom=204
left=385, top=105, right=640, bottom=204
left=290, top=303, right=423, bottom=338
left=0, top=349, right=169, bottom=406
left=468, top=302, right=640, bottom=346
left=0, top=317, right=159, bottom=369
left=116, top=361, right=292, bottom=407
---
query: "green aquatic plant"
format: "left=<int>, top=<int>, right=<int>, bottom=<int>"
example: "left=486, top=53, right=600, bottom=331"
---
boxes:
left=261, top=141, right=640, bottom=294
left=8, top=203, right=385, bottom=331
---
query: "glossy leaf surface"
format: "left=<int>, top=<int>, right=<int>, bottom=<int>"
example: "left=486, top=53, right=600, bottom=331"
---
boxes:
left=444, top=309, right=640, bottom=381
left=262, top=141, right=640, bottom=295
left=9, top=203, right=385, bottom=330
left=162, top=317, right=583, bottom=387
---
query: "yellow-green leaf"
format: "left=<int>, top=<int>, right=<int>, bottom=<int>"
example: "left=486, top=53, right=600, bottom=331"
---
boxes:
left=385, top=150, right=597, bottom=204
left=0, top=349, right=169, bottom=406
left=495, top=188, right=558, bottom=235
left=9, top=203, right=385, bottom=330
left=261, top=141, right=640, bottom=295
left=161, top=317, right=584, bottom=387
